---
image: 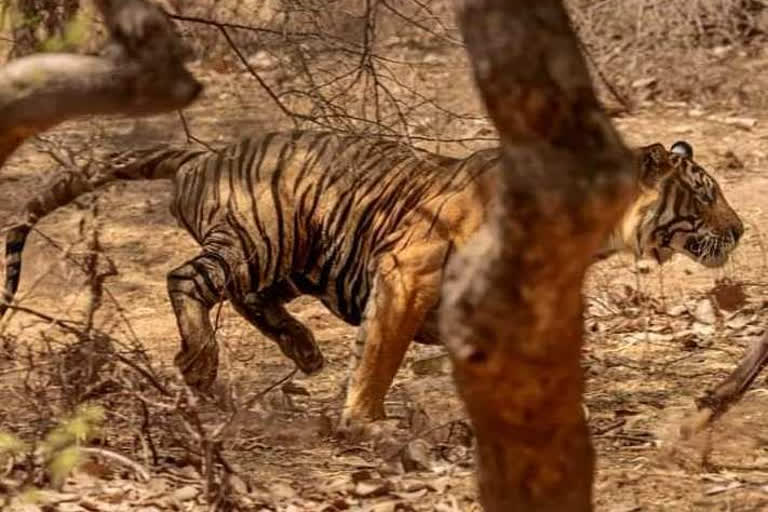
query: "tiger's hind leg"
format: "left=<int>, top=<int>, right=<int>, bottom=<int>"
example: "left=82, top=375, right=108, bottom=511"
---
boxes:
left=339, top=243, right=446, bottom=436
left=231, top=287, right=325, bottom=376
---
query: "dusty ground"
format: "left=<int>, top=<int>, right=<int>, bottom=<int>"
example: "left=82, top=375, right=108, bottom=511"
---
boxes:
left=3, top=59, right=768, bottom=511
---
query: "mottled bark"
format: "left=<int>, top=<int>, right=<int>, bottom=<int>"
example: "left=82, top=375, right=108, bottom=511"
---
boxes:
left=440, top=2, right=635, bottom=511
left=0, top=0, right=202, bottom=167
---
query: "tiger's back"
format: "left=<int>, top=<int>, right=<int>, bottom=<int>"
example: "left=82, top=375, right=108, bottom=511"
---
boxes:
left=173, top=131, right=498, bottom=325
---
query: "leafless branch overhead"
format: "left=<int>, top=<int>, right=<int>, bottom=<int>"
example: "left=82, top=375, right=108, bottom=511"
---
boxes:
left=0, top=0, right=202, bottom=167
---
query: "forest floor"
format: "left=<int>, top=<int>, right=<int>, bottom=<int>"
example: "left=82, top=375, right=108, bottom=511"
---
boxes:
left=2, top=59, right=768, bottom=511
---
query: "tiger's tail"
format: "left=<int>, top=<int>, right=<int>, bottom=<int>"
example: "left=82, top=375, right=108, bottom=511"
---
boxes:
left=0, top=145, right=206, bottom=319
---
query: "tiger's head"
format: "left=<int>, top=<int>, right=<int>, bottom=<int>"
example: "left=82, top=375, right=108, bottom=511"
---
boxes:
left=613, top=141, right=743, bottom=268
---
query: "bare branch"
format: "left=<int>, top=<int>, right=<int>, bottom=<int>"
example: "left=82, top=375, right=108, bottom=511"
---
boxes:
left=0, top=0, right=202, bottom=166
left=79, top=447, right=150, bottom=482
left=681, top=332, right=768, bottom=438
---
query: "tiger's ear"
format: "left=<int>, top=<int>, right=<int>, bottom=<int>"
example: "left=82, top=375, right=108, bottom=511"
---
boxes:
left=638, top=142, right=673, bottom=188
left=670, top=140, right=693, bottom=159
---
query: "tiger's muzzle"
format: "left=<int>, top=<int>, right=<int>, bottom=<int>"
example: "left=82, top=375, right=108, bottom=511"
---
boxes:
left=682, top=222, right=744, bottom=268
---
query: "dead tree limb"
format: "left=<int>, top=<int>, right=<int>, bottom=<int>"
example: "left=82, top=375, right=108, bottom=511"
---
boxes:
left=0, top=0, right=202, bottom=167
left=440, top=2, right=635, bottom=511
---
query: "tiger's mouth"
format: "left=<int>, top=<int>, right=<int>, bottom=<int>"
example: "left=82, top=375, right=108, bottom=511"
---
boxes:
left=683, top=235, right=733, bottom=268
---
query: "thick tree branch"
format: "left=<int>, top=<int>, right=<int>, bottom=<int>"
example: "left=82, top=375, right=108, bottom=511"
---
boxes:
left=0, top=0, right=202, bottom=166
left=440, top=2, right=635, bottom=511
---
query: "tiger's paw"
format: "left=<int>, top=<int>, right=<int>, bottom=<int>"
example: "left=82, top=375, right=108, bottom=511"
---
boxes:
left=335, top=417, right=395, bottom=445
left=277, top=327, right=325, bottom=376
left=174, top=340, right=220, bottom=393
left=335, top=403, right=388, bottom=443
left=294, top=341, right=325, bottom=376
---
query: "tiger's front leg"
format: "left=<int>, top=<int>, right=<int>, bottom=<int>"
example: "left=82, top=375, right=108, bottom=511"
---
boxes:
left=231, top=290, right=325, bottom=376
left=167, top=251, right=232, bottom=391
left=339, top=245, right=446, bottom=437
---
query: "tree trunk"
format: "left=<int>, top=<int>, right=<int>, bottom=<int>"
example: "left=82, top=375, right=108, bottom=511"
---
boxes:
left=440, top=2, right=635, bottom=511
left=0, top=0, right=202, bottom=167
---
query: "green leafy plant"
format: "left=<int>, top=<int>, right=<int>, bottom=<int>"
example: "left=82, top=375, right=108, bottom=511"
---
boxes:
left=0, top=403, right=105, bottom=504
left=41, top=403, right=105, bottom=487
left=0, top=431, right=27, bottom=455
left=40, top=6, right=92, bottom=53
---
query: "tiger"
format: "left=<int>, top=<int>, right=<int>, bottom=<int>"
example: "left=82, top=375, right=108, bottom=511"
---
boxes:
left=0, top=130, right=743, bottom=433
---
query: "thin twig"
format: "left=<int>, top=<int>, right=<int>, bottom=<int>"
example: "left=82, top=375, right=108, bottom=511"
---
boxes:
left=384, top=418, right=468, bottom=461
left=79, top=447, right=150, bottom=482
left=577, top=38, right=631, bottom=112
left=241, top=366, right=298, bottom=411
left=592, top=418, right=627, bottom=436
left=177, top=110, right=218, bottom=151
left=217, top=24, right=299, bottom=127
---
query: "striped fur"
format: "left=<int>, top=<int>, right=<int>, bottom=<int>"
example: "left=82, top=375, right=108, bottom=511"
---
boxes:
left=1, top=131, right=743, bottom=429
